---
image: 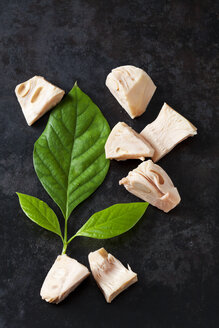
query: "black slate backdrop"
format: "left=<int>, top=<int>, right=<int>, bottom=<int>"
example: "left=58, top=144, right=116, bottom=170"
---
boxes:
left=0, top=1, right=218, bottom=327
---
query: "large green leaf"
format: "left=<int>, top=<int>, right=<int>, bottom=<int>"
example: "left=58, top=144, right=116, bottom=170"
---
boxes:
left=33, top=84, right=110, bottom=220
left=16, top=193, right=62, bottom=237
left=73, top=202, right=149, bottom=239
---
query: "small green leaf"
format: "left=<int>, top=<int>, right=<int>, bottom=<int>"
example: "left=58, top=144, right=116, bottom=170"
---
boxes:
left=33, top=84, right=110, bottom=220
left=74, top=202, right=149, bottom=240
left=16, top=193, right=62, bottom=238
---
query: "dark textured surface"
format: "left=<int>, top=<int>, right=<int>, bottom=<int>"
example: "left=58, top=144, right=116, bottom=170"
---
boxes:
left=0, top=1, right=218, bottom=327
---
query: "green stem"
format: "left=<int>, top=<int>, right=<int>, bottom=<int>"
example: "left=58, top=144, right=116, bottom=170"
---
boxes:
left=62, top=241, right=68, bottom=254
left=62, top=219, right=68, bottom=254
left=67, top=234, right=76, bottom=245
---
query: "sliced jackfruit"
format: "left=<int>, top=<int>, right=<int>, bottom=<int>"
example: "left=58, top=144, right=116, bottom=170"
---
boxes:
left=105, top=122, right=154, bottom=161
left=15, top=76, right=65, bottom=126
left=88, top=248, right=137, bottom=303
left=119, top=160, right=181, bottom=212
left=106, top=65, right=156, bottom=119
left=141, top=103, right=197, bottom=162
left=40, top=254, right=90, bottom=304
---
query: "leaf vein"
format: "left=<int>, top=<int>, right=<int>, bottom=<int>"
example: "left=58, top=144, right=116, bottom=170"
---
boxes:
left=67, top=157, right=108, bottom=209
left=48, top=123, right=70, bottom=154
left=35, top=148, right=67, bottom=191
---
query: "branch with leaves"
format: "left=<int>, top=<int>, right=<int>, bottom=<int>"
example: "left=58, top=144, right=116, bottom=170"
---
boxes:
left=17, top=193, right=148, bottom=253
left=17, top=84, right=148, bottom=254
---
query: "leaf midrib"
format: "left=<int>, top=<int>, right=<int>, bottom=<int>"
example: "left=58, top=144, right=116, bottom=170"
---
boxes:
left=65, top=89, right=105, bottom=219
left=82, top=212, right=141, bottom=231
left=65, top=88, right=78, bottom=220
left=78, top=206, right=147, bottom=233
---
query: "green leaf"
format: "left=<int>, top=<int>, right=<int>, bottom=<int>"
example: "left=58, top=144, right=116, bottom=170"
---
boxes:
left=16, top=193, right=62, bottom=238
left=74, top=202, right=149, bottom=239
left=33, top=84, right=110, bottom=220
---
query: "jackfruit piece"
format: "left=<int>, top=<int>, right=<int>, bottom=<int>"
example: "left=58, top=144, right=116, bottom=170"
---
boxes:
left=88, top=248, right=137, bottom=303
left=141, top=103, right=197, bottom=162
left=15, top=76, right=65, bottom=126
left=119, top=160, right=181, bottom=212
left=106, top=65, right=156, bottom=119
left=40, top=255, right=90, bottom=304
left=105, top=122, right=154, bottom=161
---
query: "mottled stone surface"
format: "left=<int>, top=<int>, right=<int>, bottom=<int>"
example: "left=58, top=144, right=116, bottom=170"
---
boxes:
left=0, top=1, right=218, bottom=327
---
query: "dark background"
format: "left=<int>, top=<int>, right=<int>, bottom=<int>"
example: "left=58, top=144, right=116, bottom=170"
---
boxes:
left=0, top=1, right=218, bottom=327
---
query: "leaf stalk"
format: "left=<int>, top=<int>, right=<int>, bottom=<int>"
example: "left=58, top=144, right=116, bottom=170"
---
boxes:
left=61, top=241, right=68, bottom=254
left=62, top=218, right=68, bottom=254
left=67, top=234, right=76, bottom=245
